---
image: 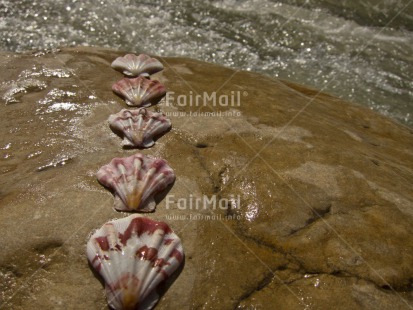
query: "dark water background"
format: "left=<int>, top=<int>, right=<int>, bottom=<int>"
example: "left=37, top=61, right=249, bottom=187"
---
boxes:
left=1, top=0, right=412, bottom=127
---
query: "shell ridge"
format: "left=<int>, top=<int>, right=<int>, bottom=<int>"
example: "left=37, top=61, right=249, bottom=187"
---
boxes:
left=122, top=137, right=133, bottom=147
left=138, top=289, right=159, bottom=310
left=92, top=225, right=120, bottom=288
left=139, top=167, right=157, bottom=204
left=115, top=163, right=130, bottom=208
left=138, top=230, right=175, bottom=301
left=140, top=269, right=162, bottom=301
left=136, top=247, right=160, bottom=299
left=144, top=168, right=172, bottom=204
left=138, top=197, right=156, bottom=212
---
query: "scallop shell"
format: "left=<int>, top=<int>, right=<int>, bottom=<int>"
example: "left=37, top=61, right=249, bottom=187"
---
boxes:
left=87, top=214, right=184, bottom=310
left=97, top=153, right=175, bottom=212
left=112, top=76, right=166, bottom=107
left=111, top=54, right=164, bottom=77
left=108, top=108, right=171, bottom=148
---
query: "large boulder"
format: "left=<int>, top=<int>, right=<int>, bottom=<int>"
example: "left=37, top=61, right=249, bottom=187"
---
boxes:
left=0, top=47, right=412, bottom=309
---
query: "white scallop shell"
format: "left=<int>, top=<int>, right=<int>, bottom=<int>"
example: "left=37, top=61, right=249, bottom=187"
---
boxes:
left=97, top=153, right=175, bottom=212
left=112, top=76, right=166, bottom=107
left=108, top=108, right=171, bottom=148
left=87, top=214, right=184, bottom=310
left=111, top=54, right=164, bottom=77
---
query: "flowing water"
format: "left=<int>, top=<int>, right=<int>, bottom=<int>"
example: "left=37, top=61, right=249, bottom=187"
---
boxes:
left=1, top=0, right=412, bottom=126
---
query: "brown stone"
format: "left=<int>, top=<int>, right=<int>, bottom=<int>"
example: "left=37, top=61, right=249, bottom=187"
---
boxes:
left=0, top=47, right=412, bottom=309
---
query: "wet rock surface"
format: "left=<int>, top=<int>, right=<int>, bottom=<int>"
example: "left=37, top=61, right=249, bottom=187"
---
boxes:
left=0, top=47, right=412, bottom=309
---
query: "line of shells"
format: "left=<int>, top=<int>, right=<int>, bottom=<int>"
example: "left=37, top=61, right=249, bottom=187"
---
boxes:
left=86, top=53, right=184, bottom=310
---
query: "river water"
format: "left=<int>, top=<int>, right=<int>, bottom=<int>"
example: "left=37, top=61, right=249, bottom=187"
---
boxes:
left=1, top=0, right=412, bottom=127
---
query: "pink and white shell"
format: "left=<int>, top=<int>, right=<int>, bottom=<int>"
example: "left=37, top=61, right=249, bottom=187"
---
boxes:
left=108, top=108, right=171, bottom=148
left=112, top=76, right=166, bottom=107
left=87, top=215, right=184, bottom=310
left=96, top=153, right=175, bottom=212
left=111, top=54, right=164, bottom=77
